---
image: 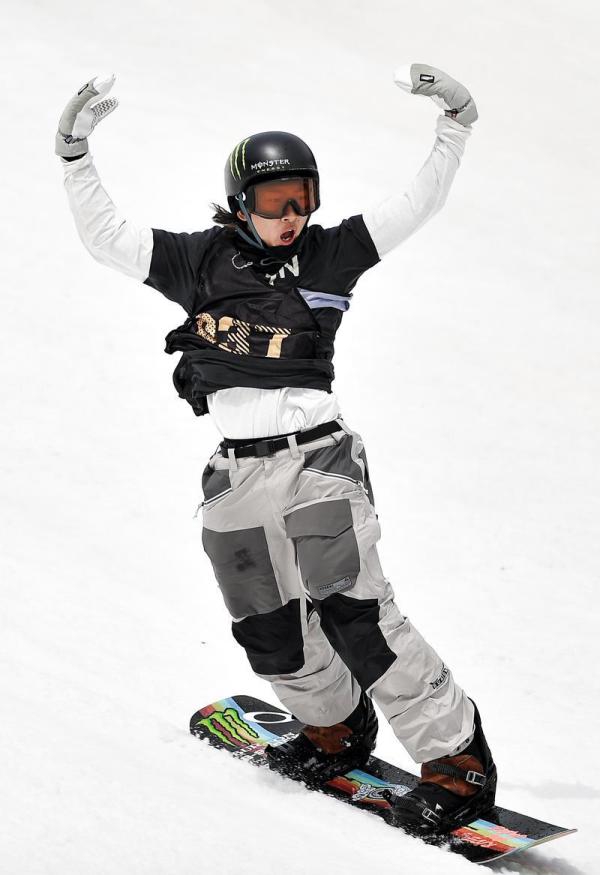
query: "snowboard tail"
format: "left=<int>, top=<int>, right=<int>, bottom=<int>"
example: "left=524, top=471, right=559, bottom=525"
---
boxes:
left=190, top=694, right=576, bottom=865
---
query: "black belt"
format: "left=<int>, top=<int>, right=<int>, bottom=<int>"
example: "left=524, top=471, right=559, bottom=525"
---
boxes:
left=219, top=420, right=343, bottom=459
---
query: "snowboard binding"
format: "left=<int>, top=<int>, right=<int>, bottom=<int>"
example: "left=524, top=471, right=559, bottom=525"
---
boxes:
left=265, top=691, right=378, bottom=787
left=386, top=700, right=497, bottom=835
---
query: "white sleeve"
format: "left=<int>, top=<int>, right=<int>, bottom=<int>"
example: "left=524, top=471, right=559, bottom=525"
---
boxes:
left=60, top=151, right=154, bottom=281
left=362, top=115, right=472, bottom=258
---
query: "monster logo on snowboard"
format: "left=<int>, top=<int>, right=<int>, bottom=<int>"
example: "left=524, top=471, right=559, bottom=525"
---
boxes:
left=190, top=694, right=576, bottom=865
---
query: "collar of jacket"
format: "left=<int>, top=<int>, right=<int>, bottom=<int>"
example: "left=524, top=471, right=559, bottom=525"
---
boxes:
left=233, top=220, right=310, bottom=271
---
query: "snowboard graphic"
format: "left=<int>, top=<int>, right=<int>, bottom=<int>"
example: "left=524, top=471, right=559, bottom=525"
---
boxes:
left=190, top=694, right=575, bottom=865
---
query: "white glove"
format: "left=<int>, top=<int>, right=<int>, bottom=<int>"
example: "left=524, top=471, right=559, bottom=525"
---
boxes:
left=394, top=64, right=478, bottom=127
left=55, top=74, right=119, bottom=159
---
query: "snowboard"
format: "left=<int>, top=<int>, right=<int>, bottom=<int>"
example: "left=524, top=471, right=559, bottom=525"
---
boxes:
left=190, top=694, right=575, bottom=865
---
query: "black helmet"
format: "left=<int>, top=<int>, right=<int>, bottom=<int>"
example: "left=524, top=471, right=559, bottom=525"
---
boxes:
left=225, top=131, right=319, bottom=215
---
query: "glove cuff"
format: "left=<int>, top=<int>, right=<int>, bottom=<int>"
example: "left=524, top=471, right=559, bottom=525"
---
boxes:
left=55, top=130, right=88, bottom=160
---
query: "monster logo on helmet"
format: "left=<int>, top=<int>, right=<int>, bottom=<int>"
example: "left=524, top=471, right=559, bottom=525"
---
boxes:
left=225, top=131, right=320, bottom=249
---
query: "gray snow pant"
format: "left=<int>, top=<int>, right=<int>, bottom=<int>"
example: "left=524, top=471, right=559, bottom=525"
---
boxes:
left=200, top=417, right=474, bottom=763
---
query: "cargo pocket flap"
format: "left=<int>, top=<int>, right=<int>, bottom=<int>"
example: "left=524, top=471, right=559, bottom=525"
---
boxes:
left=284, top=498, right=353, bottom=539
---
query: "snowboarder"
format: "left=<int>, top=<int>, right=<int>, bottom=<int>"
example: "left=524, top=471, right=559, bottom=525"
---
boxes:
left=56, top=65, right=496, bottom=834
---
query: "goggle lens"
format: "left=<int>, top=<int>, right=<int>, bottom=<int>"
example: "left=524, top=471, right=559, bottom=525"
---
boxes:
left=246, top=177, right=318, bottom=218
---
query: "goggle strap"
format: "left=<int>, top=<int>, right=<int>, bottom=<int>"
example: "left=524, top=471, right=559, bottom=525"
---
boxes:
left=235, top=194, right=265, bottom=249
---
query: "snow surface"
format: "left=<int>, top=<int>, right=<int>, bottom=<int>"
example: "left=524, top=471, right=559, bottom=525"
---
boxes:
left=2, top=0, right=599, bottom=872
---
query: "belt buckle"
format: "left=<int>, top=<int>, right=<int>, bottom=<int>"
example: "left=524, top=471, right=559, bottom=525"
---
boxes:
left=253, top=438, right=277, bottom=457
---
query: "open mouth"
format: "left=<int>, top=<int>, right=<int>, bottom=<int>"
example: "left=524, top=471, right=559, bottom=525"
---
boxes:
left=280, top=229, right=296, bottom=244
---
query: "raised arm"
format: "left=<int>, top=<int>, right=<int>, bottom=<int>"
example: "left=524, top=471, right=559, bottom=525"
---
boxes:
left=56, top=74, right=153, bottom=281
left=363, top=64, right=477, bottom=258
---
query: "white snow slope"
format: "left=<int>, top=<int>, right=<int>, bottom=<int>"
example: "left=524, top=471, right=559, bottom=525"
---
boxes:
left=2, top=1, right=599, bottom=873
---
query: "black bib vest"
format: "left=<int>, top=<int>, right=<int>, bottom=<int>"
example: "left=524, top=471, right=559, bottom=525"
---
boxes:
left=145, top=217, right=380, bottom=416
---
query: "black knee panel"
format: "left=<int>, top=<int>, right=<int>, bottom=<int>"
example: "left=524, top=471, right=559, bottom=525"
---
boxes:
left=314, top=594, right=396, bottom=690
left=232, top=598, right=305, bottom=675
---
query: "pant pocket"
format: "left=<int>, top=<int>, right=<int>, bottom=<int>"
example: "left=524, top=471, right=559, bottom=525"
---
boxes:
left=201, top=465, right=232, bottom=506
left=202, top=525, right=282, bottom=619
left=284, top=496, right=361, bottom=601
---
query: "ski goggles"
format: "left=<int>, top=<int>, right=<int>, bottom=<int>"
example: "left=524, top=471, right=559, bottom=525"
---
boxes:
left=243, top=177, right=319, bottom=219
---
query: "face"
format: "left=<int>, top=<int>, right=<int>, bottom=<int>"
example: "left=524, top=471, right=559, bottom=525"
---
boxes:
left=237, top=204, right=309, bottom=247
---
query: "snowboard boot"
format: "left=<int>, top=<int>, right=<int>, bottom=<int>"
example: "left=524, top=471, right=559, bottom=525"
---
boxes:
left=265, top=691, right=378, bottom=786
left=388, top=700, right=497, bottom=835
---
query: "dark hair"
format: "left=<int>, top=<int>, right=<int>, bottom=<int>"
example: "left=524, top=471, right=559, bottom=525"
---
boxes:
left=211, top=202, right=239, bottom=232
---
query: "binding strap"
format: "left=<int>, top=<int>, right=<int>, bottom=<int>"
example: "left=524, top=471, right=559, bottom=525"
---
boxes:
left=425, top=759, right=486, bottom=787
